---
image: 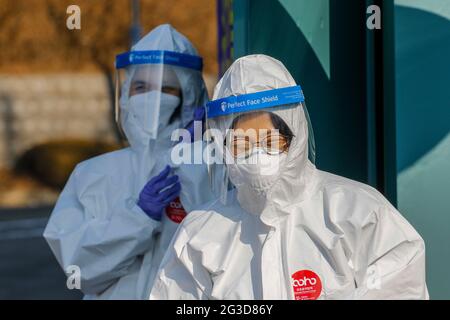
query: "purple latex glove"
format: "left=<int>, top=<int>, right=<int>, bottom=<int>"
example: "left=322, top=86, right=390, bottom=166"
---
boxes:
left=182, top=106, right=206, bottom=142
left=137, top=165, right=181, bottom=221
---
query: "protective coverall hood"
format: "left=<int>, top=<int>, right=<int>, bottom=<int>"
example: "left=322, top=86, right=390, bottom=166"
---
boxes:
left=121, top=23, right=207, bottom=138
left=210, top=54, right=313, bottom=218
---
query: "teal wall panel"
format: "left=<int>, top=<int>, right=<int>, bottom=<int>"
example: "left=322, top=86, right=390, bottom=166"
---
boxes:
left=233, top=0, right=370, bottom=184
left=395, top=0, right=450, bottom=299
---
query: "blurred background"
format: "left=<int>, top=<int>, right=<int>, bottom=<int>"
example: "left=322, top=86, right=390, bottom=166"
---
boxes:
left=0, top=0, right=449, bottom=299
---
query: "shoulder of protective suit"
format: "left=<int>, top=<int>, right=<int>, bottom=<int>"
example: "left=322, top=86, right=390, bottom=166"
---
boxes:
left=315, top=169, right=396, bottom=212
left=179, top=190, right=243, bottom=236
left=73, top=148, right=132, bottom=178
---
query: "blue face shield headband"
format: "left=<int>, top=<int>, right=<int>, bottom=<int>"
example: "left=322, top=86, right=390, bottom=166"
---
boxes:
left=115, top=50, right=203, bottom=71
left=206, top=86, right=305, bottom=118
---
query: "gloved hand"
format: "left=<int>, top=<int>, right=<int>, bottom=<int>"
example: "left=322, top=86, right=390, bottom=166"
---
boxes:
left=137, top=165, right=181, bottom=221
left=182, top=106, right=206, bottom=142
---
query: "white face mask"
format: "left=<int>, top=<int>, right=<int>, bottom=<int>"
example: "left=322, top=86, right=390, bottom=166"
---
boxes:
left=128, top=90, right=181, bottom=139
left=228, top=147, right=287, bottom=194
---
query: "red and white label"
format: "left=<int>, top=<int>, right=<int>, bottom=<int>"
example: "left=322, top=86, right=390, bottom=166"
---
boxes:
left=165, top=197, right=187, bottom=224
left=291, top=269, right=322, bottom=300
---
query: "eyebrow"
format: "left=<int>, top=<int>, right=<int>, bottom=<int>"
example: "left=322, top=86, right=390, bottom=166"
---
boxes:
left=131, top=80, right=147, bottom=86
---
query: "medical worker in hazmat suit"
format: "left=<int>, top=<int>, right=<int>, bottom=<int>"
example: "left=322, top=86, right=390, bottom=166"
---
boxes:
left=44, top=24, right=214, bottom=299
left=150, top=54, right=428, bottom=300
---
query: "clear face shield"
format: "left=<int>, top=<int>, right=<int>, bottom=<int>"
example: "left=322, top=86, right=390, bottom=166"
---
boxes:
left=115, top=50, right=203, bottom=141
left=205, top=86, right=315, bottom=204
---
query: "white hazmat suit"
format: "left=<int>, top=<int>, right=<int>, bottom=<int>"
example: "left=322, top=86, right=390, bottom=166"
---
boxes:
left=150, top=54, right=428, bottom=300
left=44, top=24, right=213, bottom=299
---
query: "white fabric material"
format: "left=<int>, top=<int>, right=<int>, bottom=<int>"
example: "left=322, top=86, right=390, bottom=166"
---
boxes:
left=230, top=148, right=287, bottom=195
left=128, top=91, right=181, bottom=140
left=43, top=24, right=210, bottom=300
left=150, top=54, right=428, bottom=300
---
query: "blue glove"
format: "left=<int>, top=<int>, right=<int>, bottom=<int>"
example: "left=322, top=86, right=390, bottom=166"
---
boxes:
left=137, top=165, right=181, bottom=221
left=182, top=106, right=206, bottom=142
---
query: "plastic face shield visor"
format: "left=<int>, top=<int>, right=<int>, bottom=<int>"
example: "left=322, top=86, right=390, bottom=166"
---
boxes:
left=204, top=85, right=315, bottom=203
left=115, top=50, right=203, bottom=140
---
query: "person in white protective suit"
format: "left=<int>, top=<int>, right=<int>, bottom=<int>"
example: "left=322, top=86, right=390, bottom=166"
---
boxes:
left=43, top=24, right=215, bottom=299
left=150, top=54, right=429, bottom=300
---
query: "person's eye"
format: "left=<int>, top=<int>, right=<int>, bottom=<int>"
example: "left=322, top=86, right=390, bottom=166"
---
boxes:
left=231, top=138, right=250, bottom=156
left=265, top=135, right=277, bottom=146
left=130, top=84, right=145, bottom=94
left=265, top=135, right=286, bottom=151
left=162, top=86, right=181, bottom=97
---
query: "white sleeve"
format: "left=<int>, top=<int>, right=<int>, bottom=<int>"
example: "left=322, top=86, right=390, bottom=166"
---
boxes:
left=43, top=165, right=161, bottom=295
left=150, top=225, right=212, bottom=300
left=351, top=204, right=429, bottom=299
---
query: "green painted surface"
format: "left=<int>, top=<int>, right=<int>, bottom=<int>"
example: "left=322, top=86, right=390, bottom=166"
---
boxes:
left=233, top=0, right=370, bottom=184
left=395, top=0, right=450, bottom=299
left=278, top=0, right=330, bottom=78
